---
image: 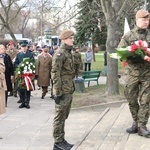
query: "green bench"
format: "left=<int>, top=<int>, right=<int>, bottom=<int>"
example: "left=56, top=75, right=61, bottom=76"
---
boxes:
left=82, top=70, right=101, bottom=87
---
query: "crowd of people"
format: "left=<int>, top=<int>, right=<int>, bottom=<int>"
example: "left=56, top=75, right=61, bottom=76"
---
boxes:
left=0, top=30, right=84, bottom=149
left=1, top=8, right=150, bottom=149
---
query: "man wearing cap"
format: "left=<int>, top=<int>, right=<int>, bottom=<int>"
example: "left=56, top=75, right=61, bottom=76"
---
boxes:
left=14, top=41, right=35, bottom=109
left=51, top=29, right=75, bottom=150
left=118, top=9, right=150, bottom=138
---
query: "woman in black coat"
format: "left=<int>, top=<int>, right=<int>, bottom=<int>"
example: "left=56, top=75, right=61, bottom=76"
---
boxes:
left=0, top=44, right=14, bottom=106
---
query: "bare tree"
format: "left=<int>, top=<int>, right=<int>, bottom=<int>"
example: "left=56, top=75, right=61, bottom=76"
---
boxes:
left=28, top=0, right=80, bottom=36
left=0, top=0, right=29, bottom=44
left=90, top=0, right=143, bottom=95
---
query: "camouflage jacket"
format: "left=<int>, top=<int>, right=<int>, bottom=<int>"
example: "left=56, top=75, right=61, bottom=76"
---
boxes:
left=118, top=25, right=150, bottom=76
left=51, top=43, right=75, bottom=96
left=72, top=51, right=82, bottom=64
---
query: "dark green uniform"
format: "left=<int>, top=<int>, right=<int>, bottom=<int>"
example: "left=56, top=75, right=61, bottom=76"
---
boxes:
left=118, top=25, right=150, bottom=127
left=73, top=51, right=82, bottom=78
left=14, top=51, right=35, bottom=108
left=51, top=43, right=75, bottom=143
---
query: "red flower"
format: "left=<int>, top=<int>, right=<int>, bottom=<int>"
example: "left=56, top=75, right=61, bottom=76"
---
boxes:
left=130, top=44, right=139, bottom=52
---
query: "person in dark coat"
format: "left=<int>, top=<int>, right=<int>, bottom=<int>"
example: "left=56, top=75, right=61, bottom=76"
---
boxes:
left=103, top=51, right=107, bottom=76
left=0, top=44, right=14, bottom=107
left=6, top=41, right=19, bottom=97
left=14, top=41, right=35, bottom=109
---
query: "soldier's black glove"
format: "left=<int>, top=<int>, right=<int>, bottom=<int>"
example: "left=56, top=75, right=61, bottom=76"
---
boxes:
left=54, top=95, right=65, bottom=104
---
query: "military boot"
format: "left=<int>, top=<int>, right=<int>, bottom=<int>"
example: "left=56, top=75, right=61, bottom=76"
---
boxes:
left=25, top=103, right=30, bottom=109
left=19, top=103, right=26, bottom=108
left=17, top=99, right=22, bottom=103
left=138, top=126, right=150, bottom=138
left=54, top=141, right=71, bottom=150
left=63, top=139, right=74, bottom=148
left=126, top=121, right=138, bottom=134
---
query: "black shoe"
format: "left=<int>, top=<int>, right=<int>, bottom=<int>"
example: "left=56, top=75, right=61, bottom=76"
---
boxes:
left=19, top=103, right=26, bottom=108
left=54, top=141, right=71, bottom=150
left=25, top=104, right=30, bottom=109
left=17, top=99, right=22, bottom=103
left=8, top=92, right=13, bottom=97
left=50, top=95, right=54, bottom=99
left=63, top=139, right=74, bottom=148
left=53, top=145, right=61, bottom=150
left=138, top=126, right=150, bottom=138
left=118, top=75, right=121, bottom=78
left=41, top=95, right=44, bottom=99
left=14, top=93, right=17, bottom=97
left=126, top=122, right=138, bottom=134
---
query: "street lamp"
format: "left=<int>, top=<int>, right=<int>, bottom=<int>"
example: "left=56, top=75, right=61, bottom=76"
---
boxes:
left=41, top=0, right=44, bottom=47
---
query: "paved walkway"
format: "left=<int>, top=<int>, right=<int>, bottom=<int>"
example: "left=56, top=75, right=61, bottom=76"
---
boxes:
left=0, top=76, right=108, bottom=150
left=0, top=88, right=107, bottom=150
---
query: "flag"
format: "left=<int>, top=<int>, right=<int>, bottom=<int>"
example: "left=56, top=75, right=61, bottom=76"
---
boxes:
left=124, top=18, right=130, bottom=35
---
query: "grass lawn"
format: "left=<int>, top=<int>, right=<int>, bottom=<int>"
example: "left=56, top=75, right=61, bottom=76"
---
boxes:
left=73, top=51, right=126, bottom=108
left=72, top=84, right=125, bottom=108
left=81, top=51, right=125, bottom=75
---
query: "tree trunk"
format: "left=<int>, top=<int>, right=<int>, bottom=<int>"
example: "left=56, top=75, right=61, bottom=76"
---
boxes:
left=5, top=25, right=17, bottom=44
left=105, top=23, right=120, bottom=95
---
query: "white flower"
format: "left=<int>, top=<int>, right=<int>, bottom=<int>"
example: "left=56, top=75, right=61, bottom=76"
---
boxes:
left=30, top=62, right=33, bottom=65
left=33, top=70, right=35, bottom=73
left=108, top=53, right=121, bottom=59
left=21, top=64, right=24, bottom=67
left=18, top=71, right=21, bottom=74
left=24, top=70, right=27, bottom=73
left=26, top=61, right=29, bottom=64
left=24, top=66, right=28, bottom=70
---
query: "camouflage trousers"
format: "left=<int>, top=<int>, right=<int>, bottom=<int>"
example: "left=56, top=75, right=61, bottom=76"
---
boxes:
left=53, top=93, right=73, bottom=143
left=74, top=64, right=80, bottom=78
left=124, top=75, right=150, bottom=127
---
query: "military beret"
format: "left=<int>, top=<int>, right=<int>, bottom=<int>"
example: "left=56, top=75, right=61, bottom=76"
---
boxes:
left=20, top=41, right=28, bottom=47
left=59, top=29, right=74, bottom=40
left=136, top=9, right=149, bottom=19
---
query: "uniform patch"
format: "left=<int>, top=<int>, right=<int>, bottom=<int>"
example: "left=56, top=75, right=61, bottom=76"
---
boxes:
left=57, top=53, right=61, bottom=56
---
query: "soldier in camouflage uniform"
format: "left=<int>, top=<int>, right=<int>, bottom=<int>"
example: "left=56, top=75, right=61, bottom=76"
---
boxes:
left=118, top=9, right=150, bottom=138
left=51, top=30, right=75, bottom=150
left=72, top=47, right=82, bottom=78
